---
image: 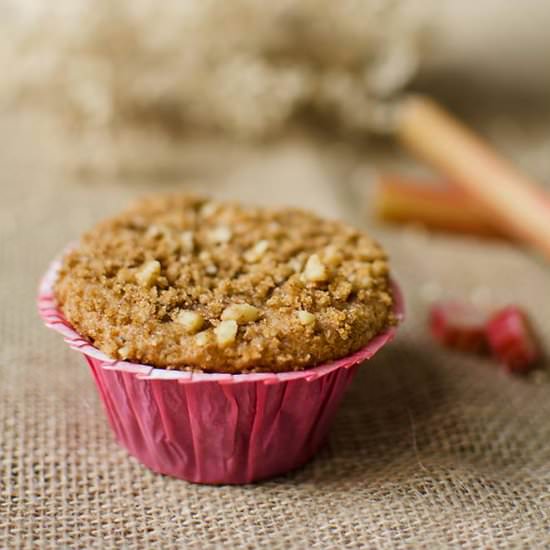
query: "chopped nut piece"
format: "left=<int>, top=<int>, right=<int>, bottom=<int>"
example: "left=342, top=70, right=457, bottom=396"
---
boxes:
left=135, top=260, right=161, bottom=287
left=333, top=281, right=353, bottom=300
left=180, top=231, right=194, bottom=253
left=145, top=224, right=162, bottom=238
left=357, top=276, right=372, bottom=289
left=288, top=256, right=304, bottom=273
left=147, top=224, right=173, bottom=240
left=215, top=320, right=238, bottom=346
left=199, top=251, right=211, bottom=262
left=118, top=346, right=130, bottom=359
left=379, top=292, right=392, bottom=305
left=323, top=245, right=342, bottom=266
left=205, top=264, right=218, bottom=275
left=222, top=303, right=260, bottom=324
left=244, top=240, right=269, bottom=263
left=267, top=222, right=281, bottom=234
left=297, top=311, right=316, bottom=326
left=195, top=331, right=210, bottom=347
left=303, top=254, right=328, bottom=282
left=209, top=226, right=232, bottom=244
left=176, top=310, right=204, bottom=333
left=200, top=202, right=219, bottom=217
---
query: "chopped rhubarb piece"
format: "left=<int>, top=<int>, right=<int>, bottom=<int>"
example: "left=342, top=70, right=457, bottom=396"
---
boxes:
left=430, top=301, right=489, bottom=353
left=486, top=307, right=540, bottom=373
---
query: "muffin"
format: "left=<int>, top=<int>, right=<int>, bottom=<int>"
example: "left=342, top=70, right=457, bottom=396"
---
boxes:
left=40, top=194, right=402, bottom=484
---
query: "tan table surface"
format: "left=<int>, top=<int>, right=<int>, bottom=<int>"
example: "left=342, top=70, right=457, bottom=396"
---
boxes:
left=1, top=107, right=549, bottom=549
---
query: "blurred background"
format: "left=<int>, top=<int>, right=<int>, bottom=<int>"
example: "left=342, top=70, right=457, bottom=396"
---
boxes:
left=0, top=0, right=549, bottom=180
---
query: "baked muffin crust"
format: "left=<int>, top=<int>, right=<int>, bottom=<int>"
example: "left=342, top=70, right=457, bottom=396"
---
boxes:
left=54, top=194, right=395, bottom=373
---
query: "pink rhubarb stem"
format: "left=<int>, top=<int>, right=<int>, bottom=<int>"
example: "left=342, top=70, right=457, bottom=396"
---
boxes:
left=397, top=95, right=550, bottom=260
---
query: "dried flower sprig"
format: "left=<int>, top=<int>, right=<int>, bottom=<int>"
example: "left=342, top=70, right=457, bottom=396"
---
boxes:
left=0, top=0, right=425, bottom=172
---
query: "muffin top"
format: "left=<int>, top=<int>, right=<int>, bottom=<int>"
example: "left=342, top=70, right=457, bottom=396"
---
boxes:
left=54, top=194, right=395, bottom=373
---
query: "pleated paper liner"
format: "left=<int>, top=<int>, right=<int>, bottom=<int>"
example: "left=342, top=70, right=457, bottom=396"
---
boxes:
left=39, top=254, right=404, bottom=484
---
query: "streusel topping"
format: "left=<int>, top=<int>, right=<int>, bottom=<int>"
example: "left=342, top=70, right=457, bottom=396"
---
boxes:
left=54, top=194, right=395, bottom=373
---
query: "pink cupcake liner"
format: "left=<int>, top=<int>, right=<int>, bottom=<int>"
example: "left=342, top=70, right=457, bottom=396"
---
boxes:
left=38, top=255, right=404, bottom=484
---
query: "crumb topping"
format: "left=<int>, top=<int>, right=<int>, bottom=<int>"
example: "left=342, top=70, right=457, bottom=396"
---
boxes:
left=54, top=194, right=395, bottom=373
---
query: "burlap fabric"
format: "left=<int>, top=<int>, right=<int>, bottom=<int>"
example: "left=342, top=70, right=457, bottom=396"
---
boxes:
left=1, top=111, right=549, bottom=549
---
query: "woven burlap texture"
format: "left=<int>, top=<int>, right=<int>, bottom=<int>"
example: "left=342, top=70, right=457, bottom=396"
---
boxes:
left=1, top=115, right=549, bottom=549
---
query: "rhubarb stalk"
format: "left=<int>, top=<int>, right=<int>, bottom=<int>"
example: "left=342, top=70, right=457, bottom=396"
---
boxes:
left=396, top=95, right=550, bottom=260
left=373, top=175, right=505, bottom=238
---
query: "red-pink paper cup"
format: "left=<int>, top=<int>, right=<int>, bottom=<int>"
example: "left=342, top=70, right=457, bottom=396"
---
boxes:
left=39, top=255, right=404, bottom=484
